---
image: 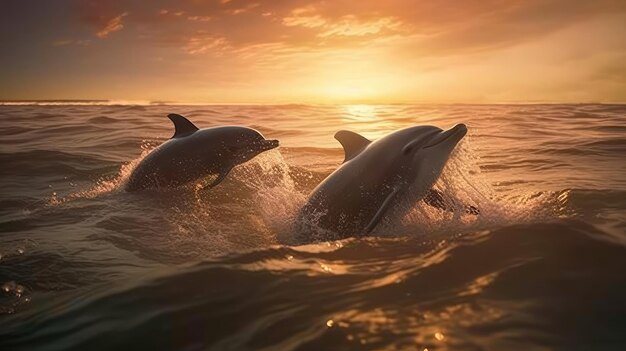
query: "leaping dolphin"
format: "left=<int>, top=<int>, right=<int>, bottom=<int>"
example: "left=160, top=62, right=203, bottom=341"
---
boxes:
left=297, top=123, right=476, bottom=239
left=126, top=113, right=279, bottom=191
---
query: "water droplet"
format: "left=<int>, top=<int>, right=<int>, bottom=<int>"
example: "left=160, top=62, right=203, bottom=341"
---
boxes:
left=435, top=332, right=445, bottom=341
left=326, top=319, right=334, bottom=327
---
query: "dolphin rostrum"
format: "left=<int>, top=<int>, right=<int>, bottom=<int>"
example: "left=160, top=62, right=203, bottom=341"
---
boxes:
left=126, top=113, right=279, bottom=191
left=297, top=123, right=475, bottom=239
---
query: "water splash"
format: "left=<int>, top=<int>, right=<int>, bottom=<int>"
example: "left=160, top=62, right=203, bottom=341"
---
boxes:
left=392, top=138, right=548, bottom=238
left=46, top=141, right=158, bottom=205
left=42, top=136, right=552, bottom=251
left=113, top=149, right=309, bottom=256
left=233, top=150, right=307, bottom=240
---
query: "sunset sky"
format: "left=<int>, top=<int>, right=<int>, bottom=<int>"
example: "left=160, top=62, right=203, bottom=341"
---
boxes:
left=1, top=0, right=625, bottom=103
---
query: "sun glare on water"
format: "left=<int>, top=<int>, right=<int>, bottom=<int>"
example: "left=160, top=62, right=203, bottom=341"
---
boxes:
left=344, top=104, right=377, bottom=121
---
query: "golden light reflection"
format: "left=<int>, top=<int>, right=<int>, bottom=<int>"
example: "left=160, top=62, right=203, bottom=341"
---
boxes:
left=459, top=272, right=499, bottom=297
left=319, top=262, right=333, bottom=273
left=327, top=301, right=505, bottom=349
left=344, top=104, right=377, bottom=121
left=239, top=255, right=348, bottom=275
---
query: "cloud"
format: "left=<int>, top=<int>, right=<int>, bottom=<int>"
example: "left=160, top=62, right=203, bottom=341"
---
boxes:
left=319, top=16, right=404, bottom=38
left=2, top=0, right=625, bottom=102
left=73, top=0, right=625, bottom=55
left=227, top=2, right=260, bottom=15
left=282, top=6, right=326, bottom=28
left=96, top=12, right=128, bottom=38
left=187, top=15, right=212, bottom=22
left=51, top=39, right=91, bottom=47
left=282, top=5, right=404, bottom=37
left=184, top=32, right=230, bottom=55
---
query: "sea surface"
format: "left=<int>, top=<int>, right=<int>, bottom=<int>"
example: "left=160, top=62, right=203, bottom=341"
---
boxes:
left=0, top=103, right=625, bottom=350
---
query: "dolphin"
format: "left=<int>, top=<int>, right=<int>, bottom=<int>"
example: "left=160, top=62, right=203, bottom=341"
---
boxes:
left=297, top=123, right=475, bottom=239
left=126, top=113, right=279, bottom=191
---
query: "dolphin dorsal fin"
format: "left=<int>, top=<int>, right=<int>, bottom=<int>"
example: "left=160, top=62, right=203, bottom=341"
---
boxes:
left=168, top=113, right=199, bottom=138
left=334, top=130, right=371, bottom=163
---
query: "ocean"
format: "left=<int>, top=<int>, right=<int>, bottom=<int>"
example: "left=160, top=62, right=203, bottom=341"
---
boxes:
left=1, top=103, right=625, bottom=350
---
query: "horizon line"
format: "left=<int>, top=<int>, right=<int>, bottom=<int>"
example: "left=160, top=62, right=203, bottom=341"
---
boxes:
left=1, top=99, right=625, bottom=106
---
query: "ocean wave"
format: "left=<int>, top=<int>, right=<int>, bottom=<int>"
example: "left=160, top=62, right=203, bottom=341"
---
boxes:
left=1, top=103, right=624, bottom=350
left=1, top=220, right=624, bottom=350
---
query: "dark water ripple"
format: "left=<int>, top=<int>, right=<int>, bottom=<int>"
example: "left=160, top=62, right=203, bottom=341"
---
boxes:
left=2, top=221, right=625, bottom=351
left=0, top=104, right=625, bottom=350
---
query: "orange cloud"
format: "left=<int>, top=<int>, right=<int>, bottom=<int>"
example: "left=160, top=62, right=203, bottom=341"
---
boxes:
left=282, top=6, right=327, bottom=28
left=184, top=32, right=230, bottom=55
left=96, top=12, right=128, bottom=38
left=74, top=0, right=625, bottom=53
left=51, top=39, right=91, bottom=47
left=283, top=6, right=404, bottom=38
left=227, top=2, right=260, bottom=15
left=9, top=0, right=624, bottom=103
left=187, top=15, right=212, bottom=22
